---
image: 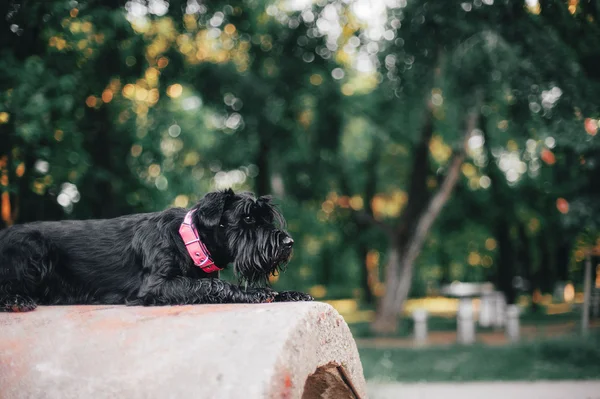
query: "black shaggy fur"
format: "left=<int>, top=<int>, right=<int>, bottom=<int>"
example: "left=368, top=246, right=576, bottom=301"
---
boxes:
left=0, top=189, right=312, bottom=312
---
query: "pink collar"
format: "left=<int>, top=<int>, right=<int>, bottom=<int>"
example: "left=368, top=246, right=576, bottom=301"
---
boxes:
left=179, top=210, right=222, bottom=273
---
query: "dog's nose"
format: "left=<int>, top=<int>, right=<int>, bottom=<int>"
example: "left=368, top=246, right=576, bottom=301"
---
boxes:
left=282, top=236, right=294, bottom=247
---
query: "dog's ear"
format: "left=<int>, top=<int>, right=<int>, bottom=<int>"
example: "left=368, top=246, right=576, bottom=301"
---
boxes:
left=196, top=189, right=234, bottom=228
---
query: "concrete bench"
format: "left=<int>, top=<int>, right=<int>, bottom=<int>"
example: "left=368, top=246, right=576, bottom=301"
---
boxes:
left=0, top=302, right=366, bottom=399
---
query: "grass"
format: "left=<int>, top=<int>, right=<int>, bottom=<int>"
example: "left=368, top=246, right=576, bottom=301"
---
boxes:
left=359, top=333, right=600, bottom=382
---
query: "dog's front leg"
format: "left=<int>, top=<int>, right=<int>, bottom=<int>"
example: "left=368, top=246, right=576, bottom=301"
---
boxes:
left=274, top=291, right=314, bottom=302
left=135, top=277, right=277, bottom=305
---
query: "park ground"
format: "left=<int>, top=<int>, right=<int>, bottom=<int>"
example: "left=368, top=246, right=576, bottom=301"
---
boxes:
left=326, top=297, right=600, bottom=385
left=367, top=381, right=600, bottom=399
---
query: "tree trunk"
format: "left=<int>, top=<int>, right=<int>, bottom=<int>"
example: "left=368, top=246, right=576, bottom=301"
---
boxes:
left=321, top=246, right=333, bottom=287
left=391, top=153, right=466, bottom=312
left=357, top=138, right=381, bottom=305
left=370, top=97, right=480, bottom=334
left=370, top=110, right=434, bottom=334
left=359, top=244, right=375, bottom=305
left=338, top=137, right=381, bottom=305
left=371, top=150, right=467, bottom=333
left=495, top=218, right=517, bottom=304
left=556, top=238, right=572, bottom=282
left=371, top=243, right=400, bottom=333
left=538, top=230, right=555, bottom=293
left=582, top=253, right=592, bottom=334
left=480, top=111, right=520, bottom=304
left=518, top=222, right=539, bottom=311
left=439, top=247, right=452, bottom=285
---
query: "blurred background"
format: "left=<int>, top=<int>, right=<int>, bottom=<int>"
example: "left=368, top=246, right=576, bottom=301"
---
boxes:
left=1, top=0, right=599, bottom=385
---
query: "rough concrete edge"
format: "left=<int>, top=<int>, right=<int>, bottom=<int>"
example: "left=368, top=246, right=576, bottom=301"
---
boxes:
left=266, top=302, right=367, bottom=399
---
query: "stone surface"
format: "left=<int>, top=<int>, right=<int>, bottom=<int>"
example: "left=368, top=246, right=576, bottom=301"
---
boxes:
left=440, top=282, right=494, bottom=297
left=457, top=298, right=475, bottom=345
left=412, top=309, right=428, bottom=344
left=0, top=302, right=366, bottom=399
left=505, top=304, right=520, bottom=342
left=493, top=291, right=506, bottom=329
left=478, top=291, right=495, bottom=328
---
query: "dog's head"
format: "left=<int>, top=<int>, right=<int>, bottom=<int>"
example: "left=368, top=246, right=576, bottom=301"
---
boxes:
left=193, top=189, right=293, bottom=285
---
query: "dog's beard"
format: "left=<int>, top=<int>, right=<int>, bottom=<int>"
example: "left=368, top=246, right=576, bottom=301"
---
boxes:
left=230, top=229, right=291, bottom=287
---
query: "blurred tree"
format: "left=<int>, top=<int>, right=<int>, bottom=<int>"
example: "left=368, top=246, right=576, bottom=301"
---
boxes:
left=1, top=0, right=598, bottom=330
left=0, top=0, right=156, bottom=226
left=333, top=0, right=600, bottom=333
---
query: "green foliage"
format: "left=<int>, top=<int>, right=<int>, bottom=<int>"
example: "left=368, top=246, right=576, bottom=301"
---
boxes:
left=0, top=0, right=598, bottom=300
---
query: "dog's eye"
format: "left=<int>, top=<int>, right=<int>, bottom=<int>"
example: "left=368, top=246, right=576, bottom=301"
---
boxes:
left=243, top=216, right=255, bottom=224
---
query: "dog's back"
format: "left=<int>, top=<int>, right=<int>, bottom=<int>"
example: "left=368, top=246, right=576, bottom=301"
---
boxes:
left=0, top=212, right=169, bottom=310
left=1, top=190, right=312, bottom=312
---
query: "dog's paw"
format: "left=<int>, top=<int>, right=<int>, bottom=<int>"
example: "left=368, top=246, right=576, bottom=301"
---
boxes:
left=274, top=291, right=314, bottom=302
left=247, top=288, right=277, bottom=304
left=0, top=294, right=38, bottom=312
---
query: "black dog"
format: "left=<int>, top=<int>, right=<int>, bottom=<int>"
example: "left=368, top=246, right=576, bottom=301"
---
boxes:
left=0, top=189, right=312, bottom=312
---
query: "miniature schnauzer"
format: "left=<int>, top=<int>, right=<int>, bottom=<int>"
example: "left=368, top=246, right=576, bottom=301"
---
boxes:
left=0, top=189, right=313, bottom=312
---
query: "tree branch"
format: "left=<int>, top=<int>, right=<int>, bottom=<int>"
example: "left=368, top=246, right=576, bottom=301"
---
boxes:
left=391, top=93, right=482, bottom=309
left=394, top=107, right=435, bottom=236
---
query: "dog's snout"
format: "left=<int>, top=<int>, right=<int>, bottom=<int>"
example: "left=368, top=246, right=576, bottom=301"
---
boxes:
left=282, top=236, right=294, bottom=247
